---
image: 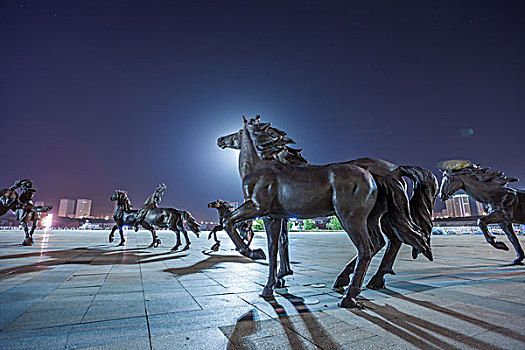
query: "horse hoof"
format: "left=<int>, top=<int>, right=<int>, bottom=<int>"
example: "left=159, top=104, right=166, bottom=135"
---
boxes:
left=367, top=281, right=385, bottom=290
left=171, top=246, right=180, bottom=251
left=333, top=276, right=351, bottom=289
left=117, top=242, right=125, bottom=247
left=250, top=249, right=266, bottom=260
left=493, top=241, right=509, bottom=251
left=211, top=243, right=220, bottom=251
left=109, top=237, right=114, bottom=243
left=260, top=287, right=274, bottom=299
left=277, top=270, right=293, bottom=280
left=182, top=245, right=190, bottom=251
left=510, top=259, right=524, bottom=266
left=338, top=297, right=358, bottom=308
left=275, top=279, right=286, bottom=289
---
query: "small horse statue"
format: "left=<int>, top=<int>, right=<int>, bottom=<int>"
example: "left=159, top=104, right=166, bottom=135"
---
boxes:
left=0, top=179, right=34, bottom=216
left=110, top=186, right=200, bottom=250
left=207, top=199, right=255, bottom=251
left=439, top=160, right=525, bottom=265
left=14, top=187, right=53, bottom=246
left=109, top=190, right=161, bottom=247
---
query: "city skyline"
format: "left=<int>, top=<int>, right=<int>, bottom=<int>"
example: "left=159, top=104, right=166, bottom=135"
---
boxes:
left=2, top=1, right=524, bottom=221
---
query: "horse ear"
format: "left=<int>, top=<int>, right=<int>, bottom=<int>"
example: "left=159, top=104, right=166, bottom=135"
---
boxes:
left=242, top=115, right=247, bottom=123
left=255, top=115, right=261, bottom=121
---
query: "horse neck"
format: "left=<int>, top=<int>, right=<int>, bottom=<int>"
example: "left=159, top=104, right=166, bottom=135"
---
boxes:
left=217, top=205, right=231, bottom=218
left=460, top=175, right=499, bottom=203
left=115, top=199, right=128, bottom=213
left=19, top=192, right=32, bottom=203
left=239, top=125, right=261, bottom=180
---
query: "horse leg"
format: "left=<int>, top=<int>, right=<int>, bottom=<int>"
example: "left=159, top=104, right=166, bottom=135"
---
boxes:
left=142, top=222, right=160, bottom=248
left=178, top=224, right=191, bottom=251
left=223, top=200, right=267, bottom=260
left=336, top=210, right=373, bottom=308
left=109, top=225, right=118, bottom=243
left=261, top=218, right=281, bottom=298
left=499, top=222, right=524, bottom=265
left=277, top=219, right=293, bottom=282
left=28, top=217, right=37, bottom=245
left=117, top=226, right=125, bottom=246
left=171, top=226, right=182, bottom=250
left=334, top=204, right=385, bottom=290
left=478, top=212, right=509, bottom=251
left=21, top=222, right=31, bottom=246
left=208, top=225, right=222, bottom=251
left=367, top=224, right=402, bottom=290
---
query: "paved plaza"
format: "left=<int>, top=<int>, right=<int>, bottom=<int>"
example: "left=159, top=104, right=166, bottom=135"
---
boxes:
left=0, top=229, right=524, bottom=349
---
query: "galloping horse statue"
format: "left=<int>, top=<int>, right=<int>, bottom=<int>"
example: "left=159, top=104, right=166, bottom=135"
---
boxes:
left=439, top=160, right=525, bottom=265
left=110, top=185, right=200, bottom=250
left=217, top=116, right=438, bottom=292
left=109, top=190, right=160, bottom=247
left=207, top=199, right=255, bottom=251
left=217, top=116, right=436, bottom=308
left=14, top=187, right=53, bottom=246
left=0, top=179, right=34, bottom=216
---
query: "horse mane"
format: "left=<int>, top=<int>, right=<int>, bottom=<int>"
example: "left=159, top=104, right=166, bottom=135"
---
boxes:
left=117, top=191, right=133, bottom=210
left=215, top=199, right=235, bottom=211
left=249, top=116, right=309, bottom=166
left=448, top=165, right=519, bottom=186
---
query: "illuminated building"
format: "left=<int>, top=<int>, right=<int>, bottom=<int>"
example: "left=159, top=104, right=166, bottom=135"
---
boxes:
left=444, top=194, right=472, bottom=218
left=75, top=199, right=92, bottom=218
left=475, top=201, right=487, bottom=216
left=58, top=199, right=76, bottom=217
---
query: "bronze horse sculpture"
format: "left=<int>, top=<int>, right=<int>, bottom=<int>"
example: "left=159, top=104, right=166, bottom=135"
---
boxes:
left=110, top=185, right=200, bottom=250
left=217, top=117, right=438, bottom=292
left=207, top=199, right=255, bottom=251
left=217, top=116, right=436, bottom=308
left=439, top=160, right=525, bottom=265
left=14, top=187, right=53, bottom=246
left=109, top=190, right=160, bottom=247
left=0, top=179, right=34, bottom=216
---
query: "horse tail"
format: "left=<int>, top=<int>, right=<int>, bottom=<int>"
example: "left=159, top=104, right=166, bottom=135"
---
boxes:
left=374, top=175, right=433, bottom=261
left=398, top=166, right=439, bottom=245
left=182, top=210, right=200, bottom=237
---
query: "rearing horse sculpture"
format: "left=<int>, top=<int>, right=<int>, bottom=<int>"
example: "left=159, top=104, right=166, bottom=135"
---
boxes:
left=15, top=188, right=53, bottom=246
left=217, top=117, right=438, bottom=291
left=0, top=179, right=34, bottom=216
left=439, top=160, right=525, bottom=265
left=219, top=116, right=433, bottom=308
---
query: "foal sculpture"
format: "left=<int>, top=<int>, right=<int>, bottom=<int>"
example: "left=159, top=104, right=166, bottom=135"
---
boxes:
left=217, top=117, right=438, bottom=291
left=218, top=116, right=434, bottom=308
left=207, top=199, right=255, bottom=251
left=439, top=160, right=525, bottom=265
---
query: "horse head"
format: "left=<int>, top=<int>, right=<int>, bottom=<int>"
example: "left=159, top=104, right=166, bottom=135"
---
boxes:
left=439, top=171, right=465, bottom=201
left=217, top=129, right=242, bottom=150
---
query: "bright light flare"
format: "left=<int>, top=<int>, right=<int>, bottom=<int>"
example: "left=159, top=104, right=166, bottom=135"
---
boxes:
left=42, top=213, right=53, bottom=230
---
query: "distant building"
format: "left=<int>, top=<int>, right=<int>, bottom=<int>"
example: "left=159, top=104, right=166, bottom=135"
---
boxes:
left=445, top=198, right=455, bottom=217
left=452, top=194, right=471, bottom=217
left=444, top=194, right=471, bottom=218
left=475, top=201, right=487, bottom=216
left=75, top=199, right=92, bottom=218
left=58, top=199, right=76, bottom=217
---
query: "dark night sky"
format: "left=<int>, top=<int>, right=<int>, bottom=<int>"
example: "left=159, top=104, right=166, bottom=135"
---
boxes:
left=1, top=1, right=524, bottom=221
